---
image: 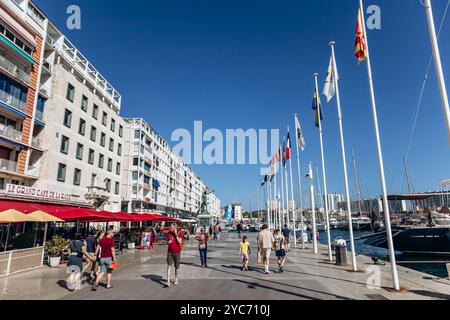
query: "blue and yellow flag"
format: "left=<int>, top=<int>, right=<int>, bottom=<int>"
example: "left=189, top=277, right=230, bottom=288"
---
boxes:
left=312, top=89, right=323, bottom=128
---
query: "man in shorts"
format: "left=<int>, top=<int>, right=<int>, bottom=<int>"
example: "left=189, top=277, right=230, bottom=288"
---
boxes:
left=92, top=229, right=116, bottom=291
left=166, top=224, right=184, bottom=287
left=281, top=224, right=291, bottom=252
left=257, top=224, right=275, bottom=274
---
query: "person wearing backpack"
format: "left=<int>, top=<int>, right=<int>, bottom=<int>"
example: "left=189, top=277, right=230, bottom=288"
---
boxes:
left=67, top=234, right=94, bottom=292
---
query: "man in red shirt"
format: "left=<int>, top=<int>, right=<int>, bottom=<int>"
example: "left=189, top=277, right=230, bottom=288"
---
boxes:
left=92, top=229, right=116, bottom=291
left=166, top=224, right=183, bottom=287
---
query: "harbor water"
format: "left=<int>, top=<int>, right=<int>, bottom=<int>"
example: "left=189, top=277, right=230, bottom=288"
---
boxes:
left=318, top=229, right=450, bottom=278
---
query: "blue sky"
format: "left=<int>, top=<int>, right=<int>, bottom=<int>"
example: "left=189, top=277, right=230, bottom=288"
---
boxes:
left=35, top=0, right=450, bottom=210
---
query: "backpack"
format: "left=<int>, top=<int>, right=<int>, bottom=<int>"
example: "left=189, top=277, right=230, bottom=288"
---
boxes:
left=71, top=240, right=83, bottom=258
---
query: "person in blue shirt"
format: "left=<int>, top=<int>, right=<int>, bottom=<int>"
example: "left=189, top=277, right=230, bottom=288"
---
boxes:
left=281, top=224, right=291, bottom=252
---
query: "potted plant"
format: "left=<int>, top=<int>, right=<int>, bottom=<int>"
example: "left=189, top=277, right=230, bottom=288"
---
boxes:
left=44, top=236, right=69, bottom=267
left=127, top=230, right=139, bottom=249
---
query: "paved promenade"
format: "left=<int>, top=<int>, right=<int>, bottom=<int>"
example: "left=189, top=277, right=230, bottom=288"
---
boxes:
left=1, top=233, right=450, bottom=300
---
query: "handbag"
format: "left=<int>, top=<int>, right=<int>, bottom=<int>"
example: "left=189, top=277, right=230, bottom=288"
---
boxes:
left=109, top=260, right=118, bottom=270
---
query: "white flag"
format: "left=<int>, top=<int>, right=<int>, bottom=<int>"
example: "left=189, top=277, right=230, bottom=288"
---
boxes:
left=294, top=114, right=306, bottom=151
left=322, top=56, right=339, bottom=103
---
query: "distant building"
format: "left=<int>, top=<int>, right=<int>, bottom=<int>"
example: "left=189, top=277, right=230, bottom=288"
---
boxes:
left=327, top=193, right=344, bottom=212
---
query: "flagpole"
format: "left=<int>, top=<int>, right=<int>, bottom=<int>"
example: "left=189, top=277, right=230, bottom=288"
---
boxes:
left=287, top=126, right=297, bottom=247
left=268, top=179, right=272, bottom=229
left=274, top=159, right=278, bottom=231
left=280, top=141, right=286, bottom=227
left=424, top=0, right=450, bottom=143
left=359, top=0, right=400, bottom=290
left=308, top=161, right=318, bottom=254
left=314, top=73, right=333, bottom=261
left=294, top=114, right=303, bottom=249
left=329, top=41, right=358, bottom=271
left=277, top=159, right=282, bottom=229
left=283, top=139, right=290, bottom=229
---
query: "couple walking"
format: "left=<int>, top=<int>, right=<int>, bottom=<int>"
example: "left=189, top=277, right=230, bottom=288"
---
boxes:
left=257, top=225, right=288, bottom=274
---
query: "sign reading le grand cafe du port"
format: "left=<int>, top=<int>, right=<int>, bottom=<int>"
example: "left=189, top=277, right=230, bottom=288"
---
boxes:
left=6, top=184, right=72, bottom=201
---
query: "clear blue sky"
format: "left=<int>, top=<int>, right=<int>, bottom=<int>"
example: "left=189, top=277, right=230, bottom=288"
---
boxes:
left=35, top=0, right=450, bottom=210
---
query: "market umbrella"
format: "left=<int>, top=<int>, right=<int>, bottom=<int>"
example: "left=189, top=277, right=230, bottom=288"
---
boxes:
left=26, top=211, right=64, bottom=250
left=0, top=209, right=38, bottom=252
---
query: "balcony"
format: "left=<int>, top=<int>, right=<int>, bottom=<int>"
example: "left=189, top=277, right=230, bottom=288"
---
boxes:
left=35, top=109, right=44, bottom=121
left=31, top=138, right=42, bottom=149
left=25, top=165, right=40, bottom=178
left=0, top=54, right=30, bottom=85
left=0, top=159, right=17, bottom=173
left=0, top=89, right=26, bottom=112
left=0, top=125, right=22, bottom=141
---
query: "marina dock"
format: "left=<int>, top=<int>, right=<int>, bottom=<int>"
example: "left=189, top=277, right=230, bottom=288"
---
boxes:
left=1, top=233, right=449, bottom=300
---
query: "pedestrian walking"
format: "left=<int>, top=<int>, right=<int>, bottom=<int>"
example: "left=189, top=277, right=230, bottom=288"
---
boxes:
left=281, top=224, right=291, bottom=252
left=274, top=229, right=287, bottom=273
left=92, top=229, right=116, bottom=291
left=214, top=223, right=221, bottom=240
left=166, top=224, right=184, bottom=287
left=196, top=228, right=211, bottom=268
left=236, top=223, right=243, bottom=239
left=257, top=224, right=275, bottom=274
left=83, top=230, right=98, bottom=281
left=209, top=225, right=213, bottom=238
left=239, top=236, right=251, bottom=271
left=67, top=234, right=94, bottom=292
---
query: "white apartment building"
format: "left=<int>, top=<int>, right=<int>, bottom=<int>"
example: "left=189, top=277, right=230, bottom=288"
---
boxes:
left=121, top=118, right=220, bottom=218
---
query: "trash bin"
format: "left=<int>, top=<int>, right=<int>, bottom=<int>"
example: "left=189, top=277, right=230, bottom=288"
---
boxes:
left=335, top=242, right=348, bottom=266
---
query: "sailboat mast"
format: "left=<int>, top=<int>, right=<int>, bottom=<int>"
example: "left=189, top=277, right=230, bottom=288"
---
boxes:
left=403, top=157, right=417, bottom=214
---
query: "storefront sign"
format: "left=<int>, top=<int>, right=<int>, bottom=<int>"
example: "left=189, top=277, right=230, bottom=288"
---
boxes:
left=5, top=184, right=72, bottom=201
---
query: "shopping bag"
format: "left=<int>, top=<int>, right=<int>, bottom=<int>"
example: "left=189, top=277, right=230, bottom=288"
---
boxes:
left=109, top=260, right=118, bottom=270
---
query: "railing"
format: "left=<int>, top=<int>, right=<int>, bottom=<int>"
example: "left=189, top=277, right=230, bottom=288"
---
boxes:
left=0, top=125, right=22, bottom=141
left=0, top=55, right=30, bottom=84
left=0, top=159, right=17, bottom=172
left=25, top=165, right=40, bottom=178
left=35, top=109, right=44, bottom=121
left=0, top=89, right=27, bottom=112
left=0, top=247, right=44, bottom=278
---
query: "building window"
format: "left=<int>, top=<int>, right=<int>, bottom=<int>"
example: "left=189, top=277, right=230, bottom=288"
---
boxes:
left=0, top=178, right=5, bottom=190
left=109, top=138, right=114, bottom=152
left=60, top=135, right=69, bottom=154
left=57, top=163, right=66, bottom=182
left=91, top=173, right=97, bottom=186
left=132, top=171, right=138, bottom=181
left=116, top=162, right=121, bottom=175
left=76, top=143, right=84, bottom=160
left=90, top=126, right=97, bottom=142
left=115, top=182, right=120, bottom=195
left=92, top=104, right=98, bottom=119
left=78, top=118, right=86, bottom=136
left=111, top=118, right=116, bottom=132
left=134, top=130, right=140, bottom=139
left=102, top=112, right=107, bottom=126
left=119, top=125, right=123, bottom=138
left=133, top=157, right=139, bottom=166
left=105, top=179, right=111, bottom=193
left=88, top=149, right=95, bottom=164
left=117, top=143, right=122, bottom=156
left=63, top=109, right=72, bottom=127
left=73, top=168, right=81, bottom=186
left=98, top=154, right=104, bottom=169
left=107, top=158, right=113, bottom=172
left=81, top=95, right=88, bottom=112
left=100, top=132, right=106, bottom=147
left=66, top=83, right=75, bottom=102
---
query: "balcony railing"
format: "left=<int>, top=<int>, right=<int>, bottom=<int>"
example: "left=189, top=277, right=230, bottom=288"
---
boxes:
left=35, top=109, right=44, bottom=121
left=0, top=125, right=22, bottom=141
left=0, top=55, right=30, bottom=84
left=25, top=165, right=40, bottom=178
left=0, top=89, right=27, bottom=112
left=0, top=159, right=17, bottom=172
left=31, top=138, right=41, bottom=148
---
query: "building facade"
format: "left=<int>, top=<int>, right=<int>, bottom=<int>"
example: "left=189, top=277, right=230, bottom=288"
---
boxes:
left=121, top=118, right=220, bottom=218
left=0, top=0, right=46, bottom=195
left=0, top=1, right=220, bottom=215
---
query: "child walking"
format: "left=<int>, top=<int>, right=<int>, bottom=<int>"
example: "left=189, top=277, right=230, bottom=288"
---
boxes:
left=239, top=236, right=251, bottom=271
